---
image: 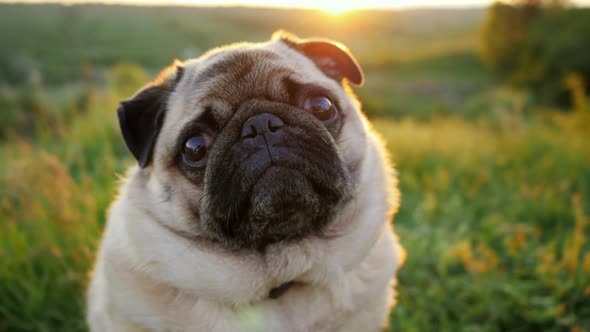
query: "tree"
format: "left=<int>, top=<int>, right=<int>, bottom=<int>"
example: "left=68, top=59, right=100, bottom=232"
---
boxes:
left=480, top=1, right=542, bottom=73
left=480, top=1, right=590, bottom=106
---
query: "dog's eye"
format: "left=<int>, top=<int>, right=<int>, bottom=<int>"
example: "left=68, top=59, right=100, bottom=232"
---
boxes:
left=182, top=135, right=210, bottom=167
left=303, top=96, right=337, bottom=123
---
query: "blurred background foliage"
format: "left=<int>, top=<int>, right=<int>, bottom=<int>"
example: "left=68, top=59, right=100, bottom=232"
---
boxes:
left=481, top=0, right=590, bottom=104
left=0, top=1, right=589, bottom=331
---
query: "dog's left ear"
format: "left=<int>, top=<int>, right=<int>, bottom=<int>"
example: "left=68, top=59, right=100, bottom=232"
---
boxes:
left=274, top=31, right=364, bottom=86
left=117, top=61, right=184, bottom=168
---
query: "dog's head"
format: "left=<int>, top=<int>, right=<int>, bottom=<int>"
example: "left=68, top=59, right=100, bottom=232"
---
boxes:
left=118, top=32, right=369, bottom=249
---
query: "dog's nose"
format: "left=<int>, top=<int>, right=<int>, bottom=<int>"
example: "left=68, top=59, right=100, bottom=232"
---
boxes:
left=240, top=113, right=284, bottom=139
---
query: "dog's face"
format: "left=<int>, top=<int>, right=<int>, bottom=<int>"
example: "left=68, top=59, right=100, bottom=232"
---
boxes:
left=118, top=32, right=369, bottom=249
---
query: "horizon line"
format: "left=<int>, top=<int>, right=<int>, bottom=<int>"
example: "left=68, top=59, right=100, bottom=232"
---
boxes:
left=2, top=0, right=589, bottom=11
left=0, top=0, right=514, bottom=10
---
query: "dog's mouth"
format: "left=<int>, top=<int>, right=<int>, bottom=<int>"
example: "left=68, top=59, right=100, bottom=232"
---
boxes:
left=244, top=165, right=324, bottom=238
left=203, top=146, right=349, bottom=249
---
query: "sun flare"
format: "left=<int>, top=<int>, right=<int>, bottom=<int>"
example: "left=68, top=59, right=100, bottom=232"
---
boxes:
left=253, top=0, right=370, bottom=15
left=315, top=2, right=359, bottom=15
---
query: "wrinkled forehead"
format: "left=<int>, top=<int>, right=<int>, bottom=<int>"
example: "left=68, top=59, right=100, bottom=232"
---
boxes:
left=193, top=49, right=291, bottom=108
left=167, top=41, right=337, bottom=122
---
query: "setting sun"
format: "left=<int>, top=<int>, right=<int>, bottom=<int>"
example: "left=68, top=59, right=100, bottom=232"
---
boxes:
left=295, top=0, right=363, bottom=14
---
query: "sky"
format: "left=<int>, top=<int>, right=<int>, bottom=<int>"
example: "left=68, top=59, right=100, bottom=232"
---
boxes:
left=6, top=0, right=590, bottom=12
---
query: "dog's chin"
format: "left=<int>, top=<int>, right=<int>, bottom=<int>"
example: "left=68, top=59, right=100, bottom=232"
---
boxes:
left=205, top=165, right=343, bottom=249
left=247, top=167, right=325, bottom=239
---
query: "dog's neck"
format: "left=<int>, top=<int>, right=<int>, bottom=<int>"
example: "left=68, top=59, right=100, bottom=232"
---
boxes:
left=268, top=281, right=296, bottom=299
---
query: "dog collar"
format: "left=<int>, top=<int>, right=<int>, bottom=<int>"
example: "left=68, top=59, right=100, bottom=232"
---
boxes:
left=269, top=281, right=295, bottom=299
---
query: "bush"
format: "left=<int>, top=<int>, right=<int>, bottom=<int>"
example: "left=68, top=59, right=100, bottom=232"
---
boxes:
left=480, top=2, right=538, bottom=73
left=480, top=1, right=590, bottom=106
left=517, top=9, right=590, bottom=104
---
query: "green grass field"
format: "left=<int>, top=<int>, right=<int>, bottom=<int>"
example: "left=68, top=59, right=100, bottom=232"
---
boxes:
left=1, top=4, right=589, bottom=332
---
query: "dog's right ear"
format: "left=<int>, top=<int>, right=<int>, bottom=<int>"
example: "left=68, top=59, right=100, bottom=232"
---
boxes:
left=273, top=30, right=364, bottom=86
left=117, top=62, right=184, bottom=168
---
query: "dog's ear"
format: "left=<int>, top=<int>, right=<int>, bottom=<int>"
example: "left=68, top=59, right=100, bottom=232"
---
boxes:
left=117, top=61, right=184, bottom=168
left=273, top=31, right=364, bottom=86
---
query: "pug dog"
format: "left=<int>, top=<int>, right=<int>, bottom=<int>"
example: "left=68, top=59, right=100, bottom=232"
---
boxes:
left=87, top=31, right=404, bottom=332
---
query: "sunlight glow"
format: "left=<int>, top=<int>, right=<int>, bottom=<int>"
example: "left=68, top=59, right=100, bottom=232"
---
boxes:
left=9, top=0, right=498, bottom=11
left=300, top=0, right=365, bottom=15
left=182, top=0, right=499, bottom=12
left=8, top=0, right=590, bottom=11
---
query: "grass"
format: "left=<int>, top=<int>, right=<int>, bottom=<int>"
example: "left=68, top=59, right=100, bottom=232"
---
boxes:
left=378, top=114, right=590, bottom=331
left=0, top=88, right=123, bottom=332
left=1, top=4, right=589, bottom=332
